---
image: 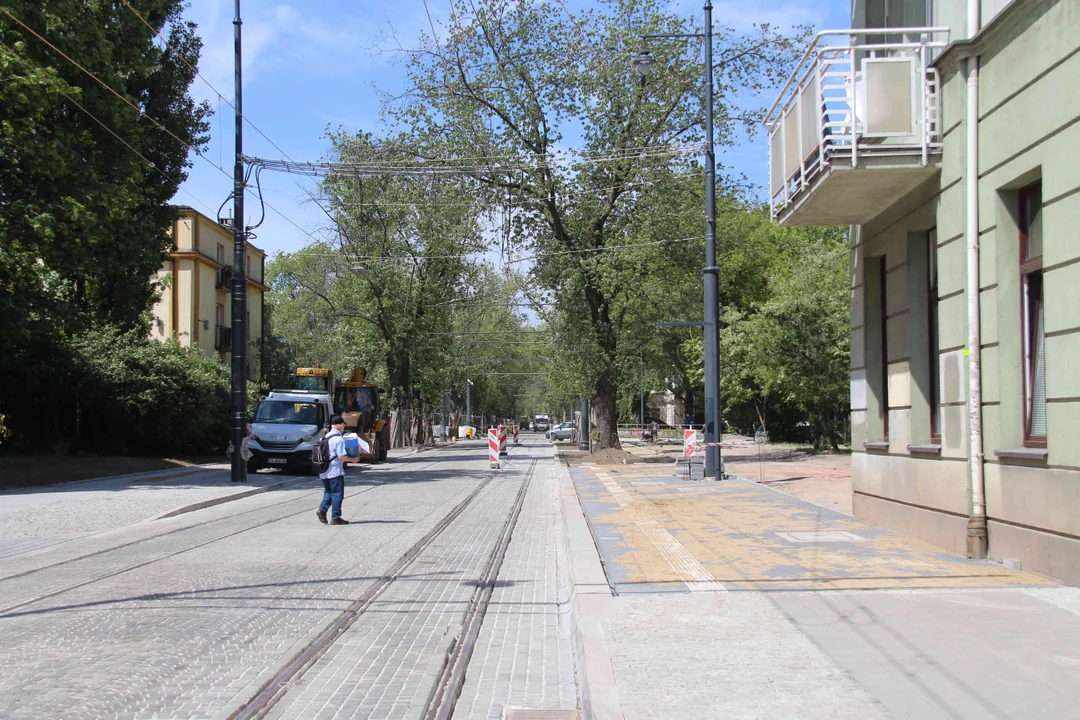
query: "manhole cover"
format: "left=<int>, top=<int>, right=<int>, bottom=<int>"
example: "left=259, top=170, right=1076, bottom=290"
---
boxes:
left=504, top=710, right=580, bottom=720
left=776, top=531, right=863, bottom=543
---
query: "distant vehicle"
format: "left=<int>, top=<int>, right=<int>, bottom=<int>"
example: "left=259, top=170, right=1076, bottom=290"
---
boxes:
left=534, top=414, right=551, bottom=432
left=248, top=389, right=334, bottom=474
left=547, top=421, right=575, bottom=441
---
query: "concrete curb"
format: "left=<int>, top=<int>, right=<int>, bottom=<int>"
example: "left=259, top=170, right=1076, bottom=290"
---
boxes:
left=149, top=477, right=312, bottom=521
left=553, top=448, right=625, bottom=720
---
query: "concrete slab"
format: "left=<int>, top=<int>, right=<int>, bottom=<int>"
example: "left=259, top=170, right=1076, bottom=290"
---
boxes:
left=773, top=589, right=1080, bottom=719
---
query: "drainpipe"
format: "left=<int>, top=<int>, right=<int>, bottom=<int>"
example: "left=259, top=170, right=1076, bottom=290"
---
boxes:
left=965, top=0, right=987, bottom=559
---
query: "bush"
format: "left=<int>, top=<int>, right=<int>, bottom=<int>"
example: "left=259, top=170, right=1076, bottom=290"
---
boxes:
left=0, top=326, right=231, bottom=456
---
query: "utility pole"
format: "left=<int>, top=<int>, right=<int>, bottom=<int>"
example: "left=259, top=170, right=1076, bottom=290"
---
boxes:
left=466, top=378, right=473, bottom=430
left=640, top=346, right=646, bottom=440
left=579, top=398, right=590, bottom=452
left=701, top=0, right=723, bottom=483
left=229, top=0, right=247, bottom=482
left=635, top=1, right=721, bottom=481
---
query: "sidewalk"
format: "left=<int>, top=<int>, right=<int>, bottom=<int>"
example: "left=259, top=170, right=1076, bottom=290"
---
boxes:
left=0, top=466, right=312, bottom=560
left=559, top=458, right=1080, bottom=719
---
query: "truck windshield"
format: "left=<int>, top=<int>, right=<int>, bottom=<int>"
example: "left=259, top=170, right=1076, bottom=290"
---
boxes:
left=335, top=387, right=375, bottom=414
left=255, top=401, right=323, bottom=425
left=296, top=376, right=329, bottom=392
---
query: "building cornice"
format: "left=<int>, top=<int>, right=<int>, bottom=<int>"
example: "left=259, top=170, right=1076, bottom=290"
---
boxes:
left=933, top=0, right=1047, bottom=71
left=172, top=205, right=266, bottom=257
left=171, top=251, right=269, bottom=292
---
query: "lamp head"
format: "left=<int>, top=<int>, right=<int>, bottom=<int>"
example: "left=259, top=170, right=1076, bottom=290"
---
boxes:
left=633, top=49, right=655, bottom=76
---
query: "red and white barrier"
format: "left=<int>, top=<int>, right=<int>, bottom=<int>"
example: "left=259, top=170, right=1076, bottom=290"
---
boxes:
left=488, top=428, right=500, bottom=468
left=685, top=428, right=739, bottom=456
left=683, top=429, right=699, bottom=457
left=498, top=424, right=508, bottom=456
left=513, top=424, right=519, bottom=444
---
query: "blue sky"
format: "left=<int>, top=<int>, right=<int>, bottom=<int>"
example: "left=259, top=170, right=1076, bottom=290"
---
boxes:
left=177, top=0, right=849, bottom=258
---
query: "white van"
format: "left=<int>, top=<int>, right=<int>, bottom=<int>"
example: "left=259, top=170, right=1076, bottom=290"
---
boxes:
left=533, top=414, right=550, bottom=432
left=247, top=389, right=334, bottom=473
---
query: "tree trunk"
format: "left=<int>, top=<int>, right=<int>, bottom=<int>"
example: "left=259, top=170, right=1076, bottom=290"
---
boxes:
left=592, top=370, right=621, bottom=451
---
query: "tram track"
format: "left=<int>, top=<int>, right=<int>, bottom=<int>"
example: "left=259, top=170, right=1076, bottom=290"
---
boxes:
left=0, top=455, right=451, bottom=616
left=230, top=456, right=538, bottom=720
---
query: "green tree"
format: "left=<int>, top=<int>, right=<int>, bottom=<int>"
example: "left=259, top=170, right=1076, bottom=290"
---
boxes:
left=390, top=0, right=805, bottom=449
left=744, top=229, right=850, bottom=448
left=0, top=0, right=209, bottom=336
left=0, top=1, right=210, bottom=450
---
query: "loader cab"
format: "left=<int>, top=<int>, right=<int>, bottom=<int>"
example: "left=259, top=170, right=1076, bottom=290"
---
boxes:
left=333, top=367, right=391, bottom=462
left=295, top=366, right=334, bottom=394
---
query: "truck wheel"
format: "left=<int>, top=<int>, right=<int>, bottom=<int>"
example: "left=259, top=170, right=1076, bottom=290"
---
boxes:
left=369, top=435, right=380, bottom=464
left=379, top=429, right=390, bottom=461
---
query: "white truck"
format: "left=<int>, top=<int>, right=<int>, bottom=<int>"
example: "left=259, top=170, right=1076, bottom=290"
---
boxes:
left=533, top=414, right=551, bottom=432
left=247, top=389, right=335, bottom=474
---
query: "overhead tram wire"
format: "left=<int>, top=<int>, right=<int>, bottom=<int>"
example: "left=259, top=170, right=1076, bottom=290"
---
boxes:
left=0, top=39, right=219, bottom=218
left=1, top=6, right=325, bottom=246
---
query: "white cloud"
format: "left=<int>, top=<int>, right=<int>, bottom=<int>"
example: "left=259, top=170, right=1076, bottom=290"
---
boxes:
left=182, top=0, right=374, bottom=100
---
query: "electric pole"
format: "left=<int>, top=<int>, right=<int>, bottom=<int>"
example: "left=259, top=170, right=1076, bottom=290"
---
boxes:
left=229, top=0, right=247, bottom=482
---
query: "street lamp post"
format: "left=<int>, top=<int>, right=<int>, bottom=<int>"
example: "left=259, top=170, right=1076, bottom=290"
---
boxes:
left=229, top=0, right=247, bottom=483
left=635, top=1, right=723, bottom=481
left=466, top=378, right=474, bottom=429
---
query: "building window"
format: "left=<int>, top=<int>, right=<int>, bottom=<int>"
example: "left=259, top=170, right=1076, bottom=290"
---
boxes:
left=245, top=253, right=250, bottom=279
left=1020, top=182, right=1045, bottom=447
left=927, top=229, right=940, bottom=443
left=216, top=303, right=226, bottom=328
left=880, top=261, right=890, bottom=441
left=216, top=243, right=225, bottom=265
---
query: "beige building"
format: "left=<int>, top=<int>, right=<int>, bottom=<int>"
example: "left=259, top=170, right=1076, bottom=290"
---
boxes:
left=152, top=206, right=267, bottom=380
left=767, top=0, right=1079, bottom=583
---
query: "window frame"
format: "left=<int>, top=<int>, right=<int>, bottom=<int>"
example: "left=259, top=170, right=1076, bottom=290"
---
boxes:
left=927, top=228, right=940, bottom=444
left=880, top=261, right=890, bottom=441
left=1019, top=181, right=1046, bottom=448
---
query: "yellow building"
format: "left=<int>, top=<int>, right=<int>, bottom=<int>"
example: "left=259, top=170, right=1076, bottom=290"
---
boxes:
left=151, top=206, right=267, bottom=380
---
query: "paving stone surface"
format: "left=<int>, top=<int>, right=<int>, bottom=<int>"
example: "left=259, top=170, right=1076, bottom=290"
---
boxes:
left=455, top=446, right=578, bottom=720
left=0, top=468, right=304, bottom=544
left=0, top=446, right=516, bottom=719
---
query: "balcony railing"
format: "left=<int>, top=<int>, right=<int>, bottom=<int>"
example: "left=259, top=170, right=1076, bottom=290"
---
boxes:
left=764, top=28, right=950, bottom=225
left=214, top=324, right=232, bottom=352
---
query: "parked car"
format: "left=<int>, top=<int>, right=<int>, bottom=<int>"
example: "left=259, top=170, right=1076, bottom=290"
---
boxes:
left=547, top=421, right=576, bottom=441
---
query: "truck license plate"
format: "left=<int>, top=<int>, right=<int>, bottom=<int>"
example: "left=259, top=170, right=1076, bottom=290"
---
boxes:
left=268, top=458, right=287, bottom=465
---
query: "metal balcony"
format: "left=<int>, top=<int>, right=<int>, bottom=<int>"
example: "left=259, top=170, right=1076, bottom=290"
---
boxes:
left=765, top=28, right=950, bottom=226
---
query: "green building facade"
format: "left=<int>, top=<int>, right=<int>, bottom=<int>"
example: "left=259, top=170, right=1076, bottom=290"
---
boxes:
left=766, top=0, right=1079, bottom=583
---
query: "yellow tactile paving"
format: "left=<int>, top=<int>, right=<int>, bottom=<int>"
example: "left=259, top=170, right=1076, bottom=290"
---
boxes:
left=573, top=465, right=1057, bottom=591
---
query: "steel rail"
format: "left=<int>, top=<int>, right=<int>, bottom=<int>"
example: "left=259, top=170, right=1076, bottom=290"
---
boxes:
left=230, top=453, right=529, bottom=719
left=0, top=455, right=448, bottom=611
left=423, top=459, right=537, bottom=720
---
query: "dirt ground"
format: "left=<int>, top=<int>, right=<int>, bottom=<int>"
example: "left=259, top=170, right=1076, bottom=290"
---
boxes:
left=561, top=437, right=854, bottom=515
left=0, top=455, right=224, bottom=491
left=721, top=442, right=853, bottom=515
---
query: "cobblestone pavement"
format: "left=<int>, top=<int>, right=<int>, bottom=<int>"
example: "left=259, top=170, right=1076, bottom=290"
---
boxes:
left=454, top=447, right=577, bottom=720
left=0, top=467, right=308, bottom=558
left=0, top=442, right=579, bottom=719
